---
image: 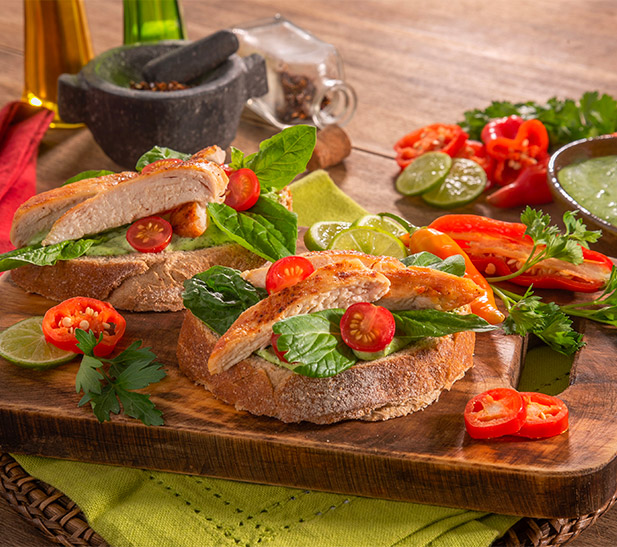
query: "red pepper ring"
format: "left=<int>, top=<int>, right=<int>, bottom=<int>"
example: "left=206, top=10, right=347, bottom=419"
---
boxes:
left=486, top=158, right=553, bottom=208
left=480, top=115, right=525, bottom=144
left=464, top=387, right=527, bottom=439
left=484, top=119, right=550, bottom=163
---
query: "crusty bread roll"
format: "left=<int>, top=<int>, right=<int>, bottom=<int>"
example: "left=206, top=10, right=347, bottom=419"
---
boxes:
left=10, top=244, right=265, bottom=312
left=177, top=309, right=476, bottom=424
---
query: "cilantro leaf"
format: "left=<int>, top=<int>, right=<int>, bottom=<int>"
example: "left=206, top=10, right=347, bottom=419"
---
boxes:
left=115, top=387, right=164, bottom=426
left=89, top=384, right=121, bottom=422
left=75, top=354, right=105, bottom=395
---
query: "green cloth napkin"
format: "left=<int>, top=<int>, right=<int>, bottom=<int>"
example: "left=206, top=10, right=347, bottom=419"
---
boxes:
left=12, top=170, right=523, bottom=547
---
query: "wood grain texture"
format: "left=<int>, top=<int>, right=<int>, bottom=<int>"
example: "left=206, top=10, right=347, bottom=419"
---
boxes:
left=2, top=0, right=617, bottom=543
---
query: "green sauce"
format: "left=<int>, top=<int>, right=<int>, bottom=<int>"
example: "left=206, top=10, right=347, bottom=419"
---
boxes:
left=557, top=155, right=617, bottom=226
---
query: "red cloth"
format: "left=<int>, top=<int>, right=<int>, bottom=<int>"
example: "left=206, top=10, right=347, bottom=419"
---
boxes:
left=0, top=101, right=54, bottom=253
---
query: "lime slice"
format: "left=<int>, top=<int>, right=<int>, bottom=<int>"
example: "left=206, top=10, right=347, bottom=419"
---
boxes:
left=352, top=214, right=408, bottom=237
left=304, top=220, right=352, bottom=251
left=395, top=151, right=452, bottom=196
left=0, top=316, right=77, bottom=369
left=328, top=227, right=408, bottom=258
left=422, top=158, right=487, bottom=208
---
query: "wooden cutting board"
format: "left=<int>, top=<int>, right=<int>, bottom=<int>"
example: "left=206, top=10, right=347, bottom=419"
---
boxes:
left=1, top=273, right=616, bottom=519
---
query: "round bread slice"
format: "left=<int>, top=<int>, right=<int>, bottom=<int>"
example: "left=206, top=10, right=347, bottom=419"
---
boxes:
left=10, top=244, right=265, bottom=312
left=177, top=310, right=476, bottom=424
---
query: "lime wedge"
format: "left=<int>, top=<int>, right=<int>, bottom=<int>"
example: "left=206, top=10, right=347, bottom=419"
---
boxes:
left=422, top=158, right=487, bottom=208
left=328, top=227, right=408, bottom=258
left=0, top=316, right=77, bottom=369
left=304, top=220, right=352, bottom=251
left=352, top=214, right=408, bottom=237
left=396, top=151, right=452, bottom=196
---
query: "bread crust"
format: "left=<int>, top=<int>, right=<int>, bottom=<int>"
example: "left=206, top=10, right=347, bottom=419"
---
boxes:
left=177, top=310, right=476, bottom=424
left=10, top=244, right=265, bottom=312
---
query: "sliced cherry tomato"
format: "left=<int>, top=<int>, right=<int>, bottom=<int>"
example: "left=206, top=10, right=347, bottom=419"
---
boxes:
left=339, top=302, right=396, bottom=353
left=222, top=164, right=233, bottom=176
left=265, top=256, right=315, bottom=295
left=126, top=216, right=173, bottom=253
left=141, top=158, right=184, bottom=174
left=464, top=388, right=527, bottom=439
left=42, top=297, right=126, bottom=357
left=394, top=123, right=469, bottom=170
left=224, top=168, right=261, bottom=211
left=516, top=392, right=569, bottom=439
left=270, top=333, right=289, bottom=363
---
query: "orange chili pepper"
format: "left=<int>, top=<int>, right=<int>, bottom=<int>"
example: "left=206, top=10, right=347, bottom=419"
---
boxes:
left=406, top=227, right=505, bottom=324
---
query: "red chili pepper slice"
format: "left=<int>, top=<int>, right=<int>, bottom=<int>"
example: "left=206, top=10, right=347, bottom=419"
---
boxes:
left=42, top=297, right=126, bottom=357
left=464, top=388, right=527, bottom=439
left=406, top=227, right=505, bottom=324
left=486, top=157, right=552, bottom=208
left=428, top=214, right=614, bottom=292
left=480, top=115, right=525, bottom=143
left=394, top=124, right=468, bottom=170
left=516, top=392, right=569, bottom=439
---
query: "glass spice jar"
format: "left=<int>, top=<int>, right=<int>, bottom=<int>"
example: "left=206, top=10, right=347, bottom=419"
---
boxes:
left=232, top=15, right=357, bottom=129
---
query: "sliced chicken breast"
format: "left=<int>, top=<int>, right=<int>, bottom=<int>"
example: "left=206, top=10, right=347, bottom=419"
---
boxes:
left=208, top=259, right=391, bottom=374
left=42, top=159, right=228, bottom=246
left=10, top=171, right=138, bottom=248
left=241, top=249, right=482, bottom=311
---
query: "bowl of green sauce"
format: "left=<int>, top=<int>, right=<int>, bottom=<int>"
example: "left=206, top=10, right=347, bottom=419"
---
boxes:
left=548, top=134, right=617, bottom=245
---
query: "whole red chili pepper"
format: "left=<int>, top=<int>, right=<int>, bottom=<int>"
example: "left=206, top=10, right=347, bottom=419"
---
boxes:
left=486, top=157, right=552, bottom=208
left=406, top=227, right=505, bottom=324
left=428, top=214, right=614, bottom=293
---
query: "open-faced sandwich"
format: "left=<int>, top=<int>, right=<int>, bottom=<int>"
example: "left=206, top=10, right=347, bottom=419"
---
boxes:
left=0, top=126, right=315, bottom=311
left=177, top=249, right=496, bottom=424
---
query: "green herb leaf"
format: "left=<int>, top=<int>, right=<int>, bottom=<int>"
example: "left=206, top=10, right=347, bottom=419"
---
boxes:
left=88, top=384, right=122, bottom=422
left=183, top=266, right=267, bottom=334
left=114, top=386, right=164, bottom=426
left=244, top=195, right=298, bottom=255
left=244, top=125, right=316, bottom=190
left=400, top=252, right=466, bottom=276
left=0, top=238, right=101, bottom=272
left=135, top=146, right=191, bottom=172
left=63, top=170, right=115, bottom=186
left=272, top=309, right=356, bottom=378
left=392, top=309, right=496, bottom=342
left=207, top=201, right=295, bottom=262
left=112, top=348, right=166, bottom=391
left=228, top=146, right=247, bottom=170
left=75, top=354, right=105, bottom=395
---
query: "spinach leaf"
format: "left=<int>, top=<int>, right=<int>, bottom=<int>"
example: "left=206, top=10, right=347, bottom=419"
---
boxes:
left=183, top=266, right=267, bottom=334
left=392, top=309, right=496, bottom=343
left=231, top=125, right=316, bottom=191
left=63, top=170, right=115, bottom=186
left=400, top=252, right=466, bottom=276
left=0, top=238, right=102, bottom=272
left=135, top=146, right=191, bottom=172
left=272, top=309, right=357, bottom=378
left=207, top=200, right=296, bottom=262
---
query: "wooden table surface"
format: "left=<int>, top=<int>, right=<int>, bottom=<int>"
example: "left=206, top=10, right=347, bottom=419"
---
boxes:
left=1, top=0, right=617, bottom=545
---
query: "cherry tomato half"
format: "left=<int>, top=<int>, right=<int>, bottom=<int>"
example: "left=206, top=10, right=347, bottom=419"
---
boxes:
left=516, top=392, right=569, bottom=439
left=271, top=333, right=289, bottom=363
left=339, top=302, right=396, bottom=353
left=224, top=168, right=261, bottom=211
left=464, top=388, right=527, bottom=440
left=42, top=297, right=126, bottom=357
left=394, top=123, right=469, bottom=170
left=126, top=216, right=173, bottom=253
left=141, top=158, right=184, bottom=174
left=265, top=256, right=315, bottom=295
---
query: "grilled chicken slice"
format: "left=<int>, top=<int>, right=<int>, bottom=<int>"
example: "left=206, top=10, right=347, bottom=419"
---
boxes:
left=208, top=259, right=391, bottom=374
left=41, top=158, right=227, bottom=246
left=10, top=171, right=138, bottom=248
left=241, top=249, right=482, bottom=311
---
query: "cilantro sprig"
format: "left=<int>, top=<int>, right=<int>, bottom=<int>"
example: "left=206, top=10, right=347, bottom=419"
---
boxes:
left=74, top=330, right=166, bottom=425
left=485, top=207, right=602, bottom=283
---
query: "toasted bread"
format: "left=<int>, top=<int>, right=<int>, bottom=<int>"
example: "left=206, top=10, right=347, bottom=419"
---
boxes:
left=177, top=309, right=476, bottom=424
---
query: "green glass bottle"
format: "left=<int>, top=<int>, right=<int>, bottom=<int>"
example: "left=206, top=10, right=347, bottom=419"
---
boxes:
left=123, top=0, right=187, bottom=44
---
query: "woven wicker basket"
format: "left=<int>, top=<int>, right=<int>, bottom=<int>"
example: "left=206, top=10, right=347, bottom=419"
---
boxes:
left=1, top=452, right=615, bottom=547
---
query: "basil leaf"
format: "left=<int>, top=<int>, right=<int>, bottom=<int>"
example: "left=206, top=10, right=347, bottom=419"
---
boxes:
left=228, top=146, right=246, bottom=170
left=245, top=195, right=297, bottom=256
left=63, top=170, right=115, bottom=186
left=392, top=309, right=496, bottom=342
left=183, top=266, right=267, bottom=334
left=272, top=309, right=356, bottom=378
left=244, top=125, right=316, bottom=191
left=400, top=252, right=466, bottom=276
left=135, top=146, right=191, bottom=171
left=207, top=202, right=295, bottom=262
left=0, top=238, right=101, bottom=272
